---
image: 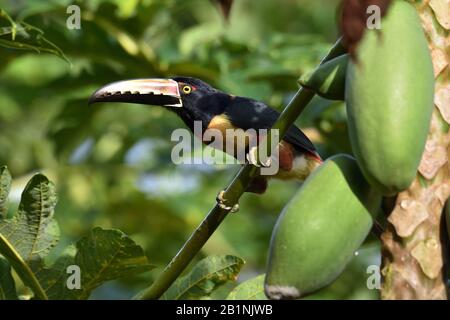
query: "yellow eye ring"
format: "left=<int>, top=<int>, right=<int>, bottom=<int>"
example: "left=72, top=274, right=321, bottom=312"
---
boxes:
left=182, top=85, right=192, bottom=94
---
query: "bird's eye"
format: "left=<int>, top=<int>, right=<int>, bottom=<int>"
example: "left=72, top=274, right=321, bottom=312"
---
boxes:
left=182, top=85, right=192, bottom=94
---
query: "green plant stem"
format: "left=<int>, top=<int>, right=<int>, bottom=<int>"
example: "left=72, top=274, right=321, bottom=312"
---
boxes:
left=0, top=234, right=48, bottom=300
left=136, top=38, right=346, bottom=300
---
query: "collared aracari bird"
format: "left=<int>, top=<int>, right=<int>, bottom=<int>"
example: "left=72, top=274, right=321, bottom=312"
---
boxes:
left=89, top=77, right=322, bottom=197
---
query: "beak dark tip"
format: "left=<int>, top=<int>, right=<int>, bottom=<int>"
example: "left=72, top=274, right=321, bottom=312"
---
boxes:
left=88, top=96, right=96, bottom=105
left=88, top=91, right=103, bottom=105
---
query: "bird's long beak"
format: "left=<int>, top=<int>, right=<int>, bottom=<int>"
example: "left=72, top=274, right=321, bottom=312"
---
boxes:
left=89, top=78, right=182, bottom=107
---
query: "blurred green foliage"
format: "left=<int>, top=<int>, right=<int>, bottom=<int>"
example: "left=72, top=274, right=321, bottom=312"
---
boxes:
left=0, top=0, right=377, bottom=299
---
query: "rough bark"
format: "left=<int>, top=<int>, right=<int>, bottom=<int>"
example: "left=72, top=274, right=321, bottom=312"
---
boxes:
left=380, top=0, right=449, bottom=300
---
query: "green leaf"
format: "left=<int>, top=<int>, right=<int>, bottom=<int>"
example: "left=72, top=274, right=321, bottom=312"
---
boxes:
left=227, top=274, right=267, bottom=300
left=161, top=255, right=244, bottom=300
left=35, top=246, right=77, bottom=300
left=0, top=170, right=152, bottom=300
left=0, top=173, right=57, bottom=299
left=73, top=227, right=155, bottom=299
left=0, top=256, right=18, bottom=300
left=0, top=233, right=47, bottom=299
left=0, top=9, right=17, bottom=40
left=0, top=174, right=59, bottom=261
left=37, top=228, right=155, bottom=300
left=0, top=10, right=70, bottom=63
left=0, top=166, right=11, bottom=218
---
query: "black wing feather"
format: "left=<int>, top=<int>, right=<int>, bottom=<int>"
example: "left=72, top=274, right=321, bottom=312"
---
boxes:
left=224, top=96, right=317, bottom=154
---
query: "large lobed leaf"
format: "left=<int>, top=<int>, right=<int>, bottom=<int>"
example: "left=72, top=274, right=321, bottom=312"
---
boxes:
left=161, top=255, right=244, bottom=300
left=73, top=227, right=155, bottom=299
left=37, top=227, right=155, bottom=300
left=0, top=172, right=57, bottom=299
left=0, top=168, right=153, bottom=299
left=0, top=173, right=59, bottom=262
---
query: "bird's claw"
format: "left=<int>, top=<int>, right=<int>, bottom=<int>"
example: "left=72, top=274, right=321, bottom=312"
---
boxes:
left=216, top=190, right=239, bottom=213
left=246, top=146, right=272, bottom=168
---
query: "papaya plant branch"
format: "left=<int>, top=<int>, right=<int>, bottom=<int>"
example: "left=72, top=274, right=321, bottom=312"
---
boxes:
left=136, top=38, right=346, bottom=300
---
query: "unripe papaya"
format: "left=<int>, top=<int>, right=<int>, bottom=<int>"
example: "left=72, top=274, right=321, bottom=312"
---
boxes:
left=345, top=1, right=434, bottom=195
left=299, top=54, right=348, bottom=100
left=265, top=155, right=381, bottom=299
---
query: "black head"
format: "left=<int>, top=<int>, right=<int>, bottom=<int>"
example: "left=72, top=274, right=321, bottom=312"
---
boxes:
left=171, top=77, right=216, bottom=93
left=89, top=77, right=229, bottom=132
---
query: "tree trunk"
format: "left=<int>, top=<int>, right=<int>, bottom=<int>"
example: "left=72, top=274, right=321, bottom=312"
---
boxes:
left=380, top=0, right=449, bottom=300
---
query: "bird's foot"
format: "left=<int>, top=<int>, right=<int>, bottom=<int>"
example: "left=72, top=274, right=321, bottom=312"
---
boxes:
left=216, top=190, right=239, bottom=213
left=246, top=146, right=272, bottom=168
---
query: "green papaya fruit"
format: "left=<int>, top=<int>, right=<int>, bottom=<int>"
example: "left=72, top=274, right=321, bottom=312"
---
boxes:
left=265, top=155, right=381, bottom=299
left=345, top=1, right=434, bottom=195
left=299, top=54, right=348, bottom=100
